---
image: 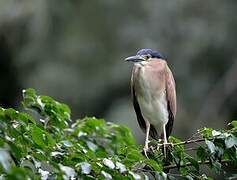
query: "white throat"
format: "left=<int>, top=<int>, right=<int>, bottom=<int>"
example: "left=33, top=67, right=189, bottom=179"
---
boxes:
left=135, top=61, right=148, bottom=67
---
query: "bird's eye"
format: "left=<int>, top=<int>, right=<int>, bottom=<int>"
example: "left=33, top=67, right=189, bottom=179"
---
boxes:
left=146, top=54, right=151, bottom=59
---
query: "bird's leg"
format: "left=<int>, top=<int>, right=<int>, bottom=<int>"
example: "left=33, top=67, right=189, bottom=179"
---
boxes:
left=144, top=120, right=150, bottom=158
left=163, top=124, right=168, bottom=144
left=163, top=124, right=167, bottom=158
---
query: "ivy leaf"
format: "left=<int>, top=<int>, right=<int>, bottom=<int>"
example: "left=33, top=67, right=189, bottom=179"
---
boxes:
left=115, top=162, right=127, bottom=173
left=86, top=141, right=98, bottom=152
left=212, top=130, right=221, bottom=137
left=186, top=175, right=194, bottom=180
left=229, top=120, right=237, bottom=128
left=6, top=167, right=33, bottom=180
left=180, top=167, right=188, bottom=175
left=101, top=170, right=112, bottom=180
left=129, top=171, right=141, bottom=180
left=103, top=158, right=115, bottom=169
left=59, top=164, right=76, bottom=179
left=197, top=147, right=208, bottom=162
left=212, top=161, right=222, bottom=174
left=0, top=88, right=236, bottom=179
left=187, top=157, right=199, bottom=171
left=62, top=140, right=73, bottom=147
left=145, top=159, right=162, bottom=172
left=0, top=149, right=11, bottom=172
left=225, top=135, right=237, bottom=148
left=215, top=146, right=224, bottom=158
left=79, top=162, right=91, bottom=175
left=22, top=88, right=41, bottom=113
left=31, top=126, right=46, bottom=148
left=169, top=136, right=182, bottom=143
left=205, top=140, right=215, bottom=154
left=31, top=126, right=55, bottom=148
left=38, top=168, right=49, bottom=180
left=200, top=128, right=213, bottom=138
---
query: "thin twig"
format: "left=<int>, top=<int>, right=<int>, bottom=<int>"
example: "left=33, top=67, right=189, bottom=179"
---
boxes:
left=184, top=147, right=198, bottom=151
left=173, top=138, right=205, bottom=146
left=163, top=159, right=231, bottom=171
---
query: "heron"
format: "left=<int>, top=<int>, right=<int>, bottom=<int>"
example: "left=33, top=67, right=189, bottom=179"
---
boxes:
left=125, top=49, right=176, bottom=156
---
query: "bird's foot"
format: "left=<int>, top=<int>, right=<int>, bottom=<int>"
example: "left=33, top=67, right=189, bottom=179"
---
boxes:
left=163, top=142, right=174, bottom=159
left=156, top=143, right=164, bottom=150
left=143, top=145, right=149, bottom=158
left=150, top=145, right=156, bottom=153
left=156, top=142, right=174, bottom=156
left=163, top=142, right=174, bottom=148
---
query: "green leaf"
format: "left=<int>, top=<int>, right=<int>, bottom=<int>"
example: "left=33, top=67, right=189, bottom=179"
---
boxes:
left=0, top=88, right=236, bottom=179
left=225, top=135, right=237, bottom=148
left=0, top=149, right=11, bottom=172
left=145, top=159, right=162, bottom=172
left=200, top=127, right=213, bottom=138
left=9, top=143, right=27, bottom=160
left=86, top=141, right=98, bottom=152
left=128, top=171, right=141, bottom=180
left=185, top=175, right=194, bottom=180
left=59, top=164, right=76, bottom=178
left=18, top=112, right=36, bottom=124
left=103, top=158, right=115, bottom=169
left=31, top=126, right=55, bottom=148
left=112, top=125, right=136, bottom=146
left=4, top=108, right=18, bottom=120
left=205, top=140, right=215, bottom=154
left=187, top=156, right=199, bottom=171
left=23, top=88, right=36, bottom=98
left=197, top=147, right=208, bottom=162
left=115, top=162, right=127, bottom=173
left=126, top=149, right=144, bottom=162
left=6, top=167, right=33, bottom=180
left=22, top=88, right=40, bottom=111
left=215, top=146, right=224, bottom=158
left=180, top=167, right=188, bottom=175
left=212, top=130, right=221, bottom=137
left=229, top=120, right=237, bottom=128
left=101, top=170, right=112, bottom=179
left=79, top=162, right=91, bottom=175
left=169, top=136, right=182, bottom=143
left=212, top=161, right=222, bottom=174
left=31, top=126, right=46, bottom=148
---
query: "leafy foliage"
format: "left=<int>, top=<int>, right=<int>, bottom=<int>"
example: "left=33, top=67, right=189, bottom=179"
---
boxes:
left=0, top=89, right=236, bottom=179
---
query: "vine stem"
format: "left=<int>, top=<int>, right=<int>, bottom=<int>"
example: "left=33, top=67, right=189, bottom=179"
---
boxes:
left=163, top=159, right=232, bottom=171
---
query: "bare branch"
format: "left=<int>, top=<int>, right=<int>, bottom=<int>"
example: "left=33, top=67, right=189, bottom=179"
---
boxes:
left=173, top=138, right=205, bottom=146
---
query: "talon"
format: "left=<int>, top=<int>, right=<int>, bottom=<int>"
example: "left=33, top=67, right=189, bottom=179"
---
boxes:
left=156, top=143, right=163, bottom=150
left=150, top=145, right=155, bottom=153
left=143, top=145, right=149, bottom=158
left=143, top=148, right=148, bottom=158
left=163, top=142, right=174, bottom=148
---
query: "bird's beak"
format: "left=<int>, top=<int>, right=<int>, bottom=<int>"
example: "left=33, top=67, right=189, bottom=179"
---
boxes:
left=124, top=55, right=146, bottom=62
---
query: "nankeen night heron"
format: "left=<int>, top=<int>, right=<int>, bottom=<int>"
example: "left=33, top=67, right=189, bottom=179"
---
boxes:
left=125, top=49, right=176, bottom=156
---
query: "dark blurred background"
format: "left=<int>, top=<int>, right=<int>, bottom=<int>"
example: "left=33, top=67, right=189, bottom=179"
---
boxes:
left=0, top=0, right=237, bottom=143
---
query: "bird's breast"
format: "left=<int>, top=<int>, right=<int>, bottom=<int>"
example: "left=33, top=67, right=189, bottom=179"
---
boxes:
left=134, top=63, right=169, bottom=130
left=135, top=63, right=166, bottom=99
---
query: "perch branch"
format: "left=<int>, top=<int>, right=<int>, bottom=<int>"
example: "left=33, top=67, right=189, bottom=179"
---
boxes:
left=173, top=138, right=205, bottom=146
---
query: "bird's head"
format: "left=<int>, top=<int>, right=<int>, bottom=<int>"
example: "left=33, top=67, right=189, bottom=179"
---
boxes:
left=125, top=49, right=164, bottom=63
